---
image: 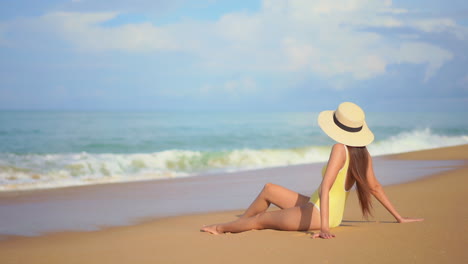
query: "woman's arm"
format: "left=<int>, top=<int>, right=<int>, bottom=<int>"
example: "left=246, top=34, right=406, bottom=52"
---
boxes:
left=366, top=154, right=424, bottom=223
left=315, top=144, right=346, bottom=238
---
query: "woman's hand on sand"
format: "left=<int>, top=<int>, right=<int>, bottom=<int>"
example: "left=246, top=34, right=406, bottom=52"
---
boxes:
left=312, top=230, right=335, bottom=239
left=397, top=217, right=424, bottom=223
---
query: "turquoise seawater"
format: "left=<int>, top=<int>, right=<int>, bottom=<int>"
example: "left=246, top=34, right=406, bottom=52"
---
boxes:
left=0, top=111, right=467, bottom=191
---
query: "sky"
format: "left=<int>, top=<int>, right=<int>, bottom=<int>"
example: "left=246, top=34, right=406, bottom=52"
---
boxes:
left=0, top=0, right=467, bottom=112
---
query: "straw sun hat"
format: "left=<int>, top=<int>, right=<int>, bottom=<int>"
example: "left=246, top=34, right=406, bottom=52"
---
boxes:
left=318, top=102, right=374, bottom=147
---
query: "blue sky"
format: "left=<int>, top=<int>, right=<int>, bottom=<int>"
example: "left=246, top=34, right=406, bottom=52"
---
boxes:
left=0, top=0, right=467, bottom=111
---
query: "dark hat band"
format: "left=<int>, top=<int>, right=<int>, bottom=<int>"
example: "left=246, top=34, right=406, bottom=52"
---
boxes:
left=333, top=113, right=363, bottom=133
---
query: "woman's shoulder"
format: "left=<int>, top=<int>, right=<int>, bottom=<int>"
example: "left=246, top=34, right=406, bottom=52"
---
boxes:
left=331, top=143, right=346, bottom=153
left=329, top=143, right=347, bottom=161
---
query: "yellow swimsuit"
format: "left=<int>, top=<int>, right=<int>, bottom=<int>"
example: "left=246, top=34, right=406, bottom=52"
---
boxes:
left=309, top=145, right=350, bottom=228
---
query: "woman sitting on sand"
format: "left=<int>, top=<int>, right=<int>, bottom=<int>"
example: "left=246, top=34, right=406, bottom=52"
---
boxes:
left=201, top=102, right=424, bottom=239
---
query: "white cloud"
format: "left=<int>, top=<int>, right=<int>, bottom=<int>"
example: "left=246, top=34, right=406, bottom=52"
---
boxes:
left=380, top=8, right=408, bottom=14
left=215, top=12, right=262, bottom=43
left=39, top=12, right=181, bottom=52
left=255, top=0, right=456, bottom=82
left=410, top=18, right=468, bottom=40
left=2, top=0, right=464, bottom=85
left=412, top=18, right=456, bottom=32
left=282, top=37, right=317, bottom=71
left=391, top=42, right=453, bottom=82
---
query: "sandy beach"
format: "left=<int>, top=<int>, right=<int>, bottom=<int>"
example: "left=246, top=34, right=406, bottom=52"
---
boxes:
left=0, top=144, right=467, bottom=264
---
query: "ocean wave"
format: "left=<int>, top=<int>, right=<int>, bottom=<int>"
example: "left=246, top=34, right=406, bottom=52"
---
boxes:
left=368, top=128, right=468, bottom=156
left=0, top=129, right=466, bottom=191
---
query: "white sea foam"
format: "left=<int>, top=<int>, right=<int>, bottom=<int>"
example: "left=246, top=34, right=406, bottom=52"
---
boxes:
left=368, top=128, right=468, bottom=156
left=0, top=129, right=466, bottom=191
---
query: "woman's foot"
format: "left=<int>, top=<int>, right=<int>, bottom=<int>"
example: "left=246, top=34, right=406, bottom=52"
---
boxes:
left=200, top=224, right=221, bottom=234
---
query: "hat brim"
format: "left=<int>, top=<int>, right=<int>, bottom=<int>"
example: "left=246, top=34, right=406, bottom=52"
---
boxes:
left=318, top=110, right=374, bottom=147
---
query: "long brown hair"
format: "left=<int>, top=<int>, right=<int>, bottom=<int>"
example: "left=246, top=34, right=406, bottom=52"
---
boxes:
left=347, top=146, right=373, bottom=218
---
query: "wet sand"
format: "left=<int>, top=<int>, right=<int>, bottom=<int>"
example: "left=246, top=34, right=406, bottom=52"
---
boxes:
left=0, top=144, right=466, bottom=264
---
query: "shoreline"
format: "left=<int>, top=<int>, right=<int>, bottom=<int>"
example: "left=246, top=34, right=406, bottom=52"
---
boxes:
left=0, top=147, right=462, bottom=237
left=1, top=144, right=465, bottom=196
left=1, top=143, right=466, bottom=194
left=0, top=145, right=467, bottom=263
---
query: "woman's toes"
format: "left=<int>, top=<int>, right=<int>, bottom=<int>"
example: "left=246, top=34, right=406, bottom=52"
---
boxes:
left=200, top=225, right=220, bottom=235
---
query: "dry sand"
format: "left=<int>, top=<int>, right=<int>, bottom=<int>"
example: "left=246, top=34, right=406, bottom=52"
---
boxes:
left=0, top=145, right=466, bottom=264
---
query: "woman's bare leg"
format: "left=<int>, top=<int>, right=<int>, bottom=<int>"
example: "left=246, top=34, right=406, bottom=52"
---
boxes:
left=240, top=183, right=310, bottom=219
left=202, top=203, right=320, bottom=234
left=200, top=183, right=311, bottom=234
